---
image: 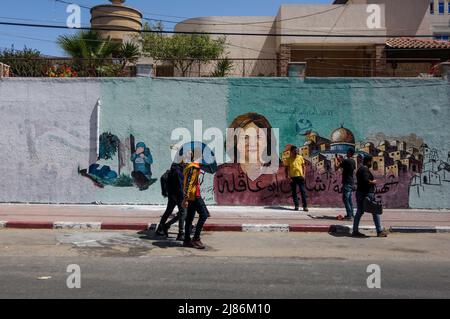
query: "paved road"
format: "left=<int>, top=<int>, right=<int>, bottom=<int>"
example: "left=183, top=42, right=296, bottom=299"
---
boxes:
left=0, top=229, right=449, bottom=298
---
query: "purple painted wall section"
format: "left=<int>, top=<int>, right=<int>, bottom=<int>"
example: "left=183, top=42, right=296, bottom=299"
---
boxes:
left=214, top=163, right=411, bottom=208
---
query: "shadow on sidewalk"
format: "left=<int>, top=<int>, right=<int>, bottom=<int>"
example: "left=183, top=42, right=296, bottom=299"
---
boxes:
left=151, top=240, right=183, bottom=249
left=137, top=229, right=184, bottom=248
left=308, top=215, right=340, bottom=221
left=137, top=230, right=183, bottom=249
left=328, top=232, right=353, bottom=238
left=328, top=232, right=371, bottom=239
left=327, top=225, right=371, bottom=239
left=264, top=206, right=296, bottom=211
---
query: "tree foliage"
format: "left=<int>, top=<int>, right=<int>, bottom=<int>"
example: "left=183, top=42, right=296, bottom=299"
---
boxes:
left=211, top=58, right=234, bottom=77
left=0, top=47, right=49, bottom=77
left=57, top=31, right=140, bottom=76
left=99, top=132, right=120, bottom=160
left=139, top=22, right=227, bottom=76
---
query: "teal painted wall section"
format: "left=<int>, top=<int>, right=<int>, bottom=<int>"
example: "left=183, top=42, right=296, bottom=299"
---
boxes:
left=91, top=78, right=228, bottom=204
left=227, top=78, right=449, bottom=149
left=227, top=78, right=353, bottom=148
left=224, top=78, right=450, bottom=209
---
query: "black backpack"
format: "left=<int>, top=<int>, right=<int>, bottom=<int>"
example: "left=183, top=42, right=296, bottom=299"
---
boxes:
left=160, top=170, right=170, bottom=198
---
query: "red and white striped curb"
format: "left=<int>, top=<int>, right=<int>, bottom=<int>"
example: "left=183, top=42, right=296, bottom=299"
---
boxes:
left=0, top=221, right=450, bottom=233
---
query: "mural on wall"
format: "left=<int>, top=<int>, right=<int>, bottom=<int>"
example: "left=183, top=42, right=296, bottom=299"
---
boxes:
left=60, top=77, right=449, bottom=208
left=214, top=112, right=287, bottom=206
left=213, top=112, right=433, bottom=208
left=79, top=132, right=157, bottom=190
left=82, top=115, right=446, bottom=209
left=410, top=146, right=450, bottom=199
left=130, top=140, right=155, bottom=190
left=298, top=127, right=423, bottom=208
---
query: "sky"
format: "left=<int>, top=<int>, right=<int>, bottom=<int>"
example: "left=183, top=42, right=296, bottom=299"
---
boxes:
left=0, top=0, right=332, bottom=56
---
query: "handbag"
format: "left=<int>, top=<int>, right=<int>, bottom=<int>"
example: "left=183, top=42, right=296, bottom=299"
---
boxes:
left=363, top=196, right=383, bottom=215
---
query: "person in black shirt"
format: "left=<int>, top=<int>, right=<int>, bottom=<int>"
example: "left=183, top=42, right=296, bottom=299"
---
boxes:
left=335, top=148, right=356, bottom=220
left=352, top=155, right=388, bottom=238
left=156, top=162, right=186, bottom=241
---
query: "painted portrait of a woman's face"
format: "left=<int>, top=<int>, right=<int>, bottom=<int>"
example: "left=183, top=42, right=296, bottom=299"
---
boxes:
left=227, top=113, right=272, bottom=163
left=236, top=121, right=268, bottom=164
left=225, top=112, right=277, bottom=179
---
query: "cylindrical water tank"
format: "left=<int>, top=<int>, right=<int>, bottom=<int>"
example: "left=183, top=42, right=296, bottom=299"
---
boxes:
left=90, top=0, right=142, bottom=41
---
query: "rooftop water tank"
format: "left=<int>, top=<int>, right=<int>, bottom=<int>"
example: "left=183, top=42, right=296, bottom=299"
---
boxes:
left=90, top=0, right=142, bottom=41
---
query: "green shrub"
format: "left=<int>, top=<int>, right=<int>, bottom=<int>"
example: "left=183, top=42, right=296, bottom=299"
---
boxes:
left=0, top=47, right=50, bottom=77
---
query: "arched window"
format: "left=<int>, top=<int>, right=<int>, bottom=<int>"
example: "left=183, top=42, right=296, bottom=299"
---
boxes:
left=373, top=161, right=379, bottom=171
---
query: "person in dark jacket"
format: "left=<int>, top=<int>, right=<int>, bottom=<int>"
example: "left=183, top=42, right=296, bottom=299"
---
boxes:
left=156, top=162, right=186, bottom=241
left=335, top=148, right=356, bottom=220
left=131, top=142, right=153, bottom=190
left=352, top=155, right=388, bottom=238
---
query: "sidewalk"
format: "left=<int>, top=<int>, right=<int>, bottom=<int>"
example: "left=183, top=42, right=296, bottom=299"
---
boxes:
left=0, top=204, right=450, bottom=233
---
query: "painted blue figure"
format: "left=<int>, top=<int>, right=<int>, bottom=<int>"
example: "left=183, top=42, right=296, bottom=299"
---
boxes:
left=88, top=163, right=118, bottom=184
left=131, top=142, right=154, bottom=190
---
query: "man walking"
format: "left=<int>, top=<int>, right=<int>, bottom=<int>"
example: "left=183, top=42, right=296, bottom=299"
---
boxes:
left=284, top=146, right=308, bottom=212
left=156, top=161, right=186, bottom=241
left=182, top=149, right=210, bottom=249
left=352, top=155, right=388, bottom=238
left=335, top=148, right=356, bottom=220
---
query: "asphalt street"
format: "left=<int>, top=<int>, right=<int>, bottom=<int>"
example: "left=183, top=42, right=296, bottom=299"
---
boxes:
left=0, top=229, right=449, bottom=298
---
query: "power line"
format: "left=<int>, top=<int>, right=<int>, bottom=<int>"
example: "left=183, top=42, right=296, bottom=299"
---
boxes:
left=2, top=31, right=448, bottom=53
left=54, top=0, right=347, bottom=26
left=321, top=2, right=348, bottom=45
left=1, top=30, right=448, bottom=59
left=151, top=5, right=346, bottom=26
left=55, top=0, right=358, bottom=34
left=0, top=15, right=70, bottom=25
left=52, top=1, right=444, bottom=34
left=0, top=12, right=433, bottom=36
left=0, top=32, right=57, bottom=44
left=0, top=30, right=433, bottom=53
left=0, top=20, right=442, bottom=38
left=150, top=6, right=346, bottom=27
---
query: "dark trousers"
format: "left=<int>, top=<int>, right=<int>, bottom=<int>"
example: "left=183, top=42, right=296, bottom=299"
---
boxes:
left=353, top=192, right=383, bottom=233
left=342, top=183, right=354, bottom=218
left=185, top=197, right=209, bottom=242
left=131, top=171, right=150, bottom=190
left=159, top=197, right=185, bottom=235
left=291, top=176, right=308, bottom=208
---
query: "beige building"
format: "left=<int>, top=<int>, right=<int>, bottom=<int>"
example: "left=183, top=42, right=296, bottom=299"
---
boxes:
left=175, top=0, right=432, bottom=77
left=429, top=0, right=450, bottom=40
left=87, top=0, right=447, bottom=77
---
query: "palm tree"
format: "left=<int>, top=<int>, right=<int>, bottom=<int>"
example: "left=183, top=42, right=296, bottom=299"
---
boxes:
left=118, top=42, right=140, bottom=69
left=58, top=31, right=140, bottom=76
left=211, top=58, right=233, bottom=77
left=58, top=31, right=118, bottom=75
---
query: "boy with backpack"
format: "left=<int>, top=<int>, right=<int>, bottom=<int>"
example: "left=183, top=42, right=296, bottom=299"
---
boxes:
left=182, top=149, right=210, bottom=249
left=156, top=161, right=186, bottom=241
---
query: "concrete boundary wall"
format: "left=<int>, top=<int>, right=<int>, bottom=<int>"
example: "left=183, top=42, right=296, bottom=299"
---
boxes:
left=0, top=77, right=449, bottom=209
